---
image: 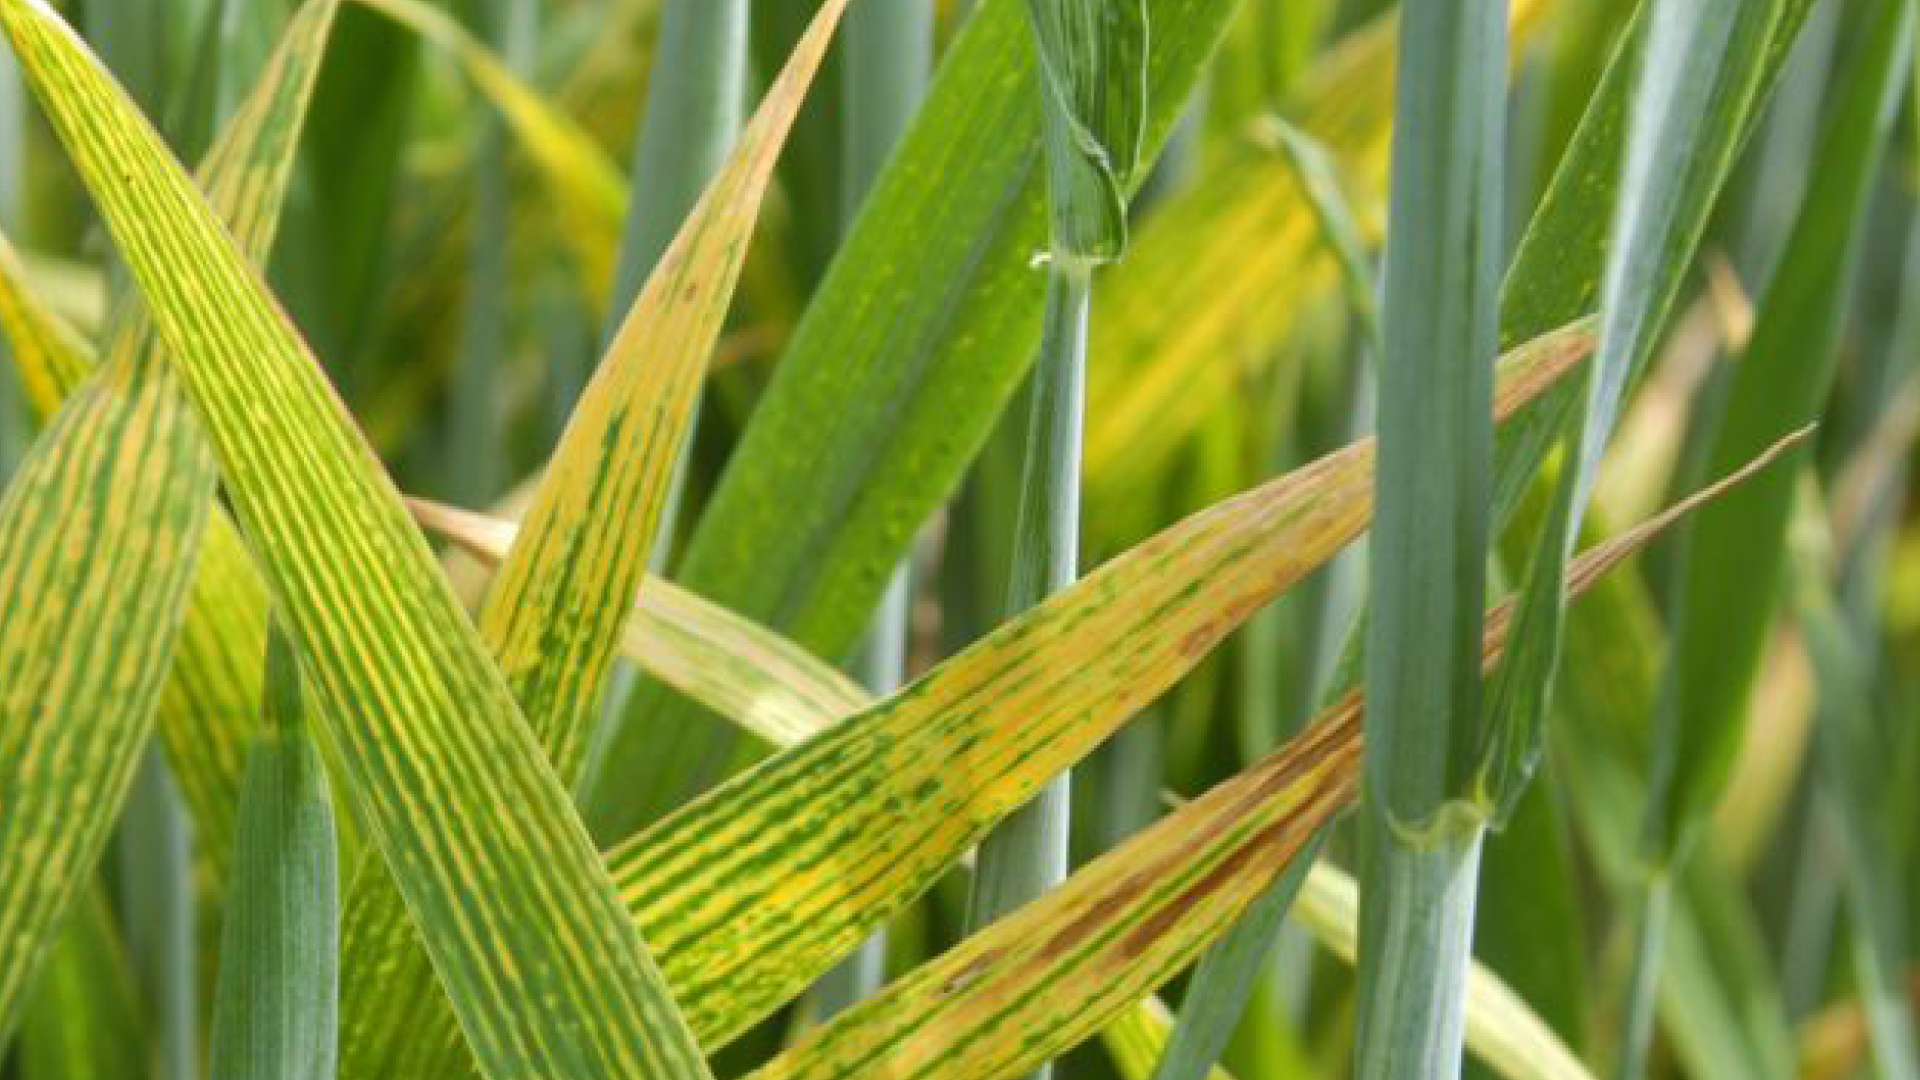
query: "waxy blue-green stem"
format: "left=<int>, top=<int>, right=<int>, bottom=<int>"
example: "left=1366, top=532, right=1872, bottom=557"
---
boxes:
left=449, top=0, right=533, bottom=507
left=965, top=262, right=1090, bottom=1080
left=604, top=0, right=748, bottom=323
left=1355, top=0, right=1506, bottom=1077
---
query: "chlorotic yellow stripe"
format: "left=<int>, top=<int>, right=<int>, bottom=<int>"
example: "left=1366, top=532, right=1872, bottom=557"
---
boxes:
left=0, top=1, right=337, bottom=885
left=0, top=1, right=713, bottom=1076
left=325, top=0, right=856, bottom=1075
left=366, top=323, right=1593, bottom=1079
left=748, top=428, right=1797, bottom=1080
left=0, top=0, right=340, bottom=1040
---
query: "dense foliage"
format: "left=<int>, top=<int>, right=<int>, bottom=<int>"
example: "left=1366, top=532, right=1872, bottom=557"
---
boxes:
left=0, top=2, right=1914, bottom=1080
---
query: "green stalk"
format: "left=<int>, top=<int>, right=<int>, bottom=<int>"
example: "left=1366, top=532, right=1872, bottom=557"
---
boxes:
left=448, top=0, right=532, bottom=506
left=841, top=0, right=933, bottom=221
left=117, top=755, right=197, bottom=1080
left=1354, top=1, right=1506, bottom=1077
left=207, top=631, right=339, bottom=1080
left=602, top=0, right=748, bottom=323
left=965, top=269, right=1090, bottom=976
left=964, top=4, right=1146, bottom=1008
left=1611, top=872, right=1672, bottom=1080
left=812, top=0, right=933, bottom=1020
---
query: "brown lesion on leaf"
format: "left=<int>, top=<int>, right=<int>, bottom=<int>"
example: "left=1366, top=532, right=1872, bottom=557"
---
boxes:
left=938, top=947, right=1006, bottom=996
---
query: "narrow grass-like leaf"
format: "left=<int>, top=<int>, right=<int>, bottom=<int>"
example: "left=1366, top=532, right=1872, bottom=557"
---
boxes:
left=1642, top=0, right=1914, bottom=863
left=749, top=451, right=1795, bottom=1080
left=586, top=0, right=1252, bottom=838
left=0, top=3, right=712, bottom=1077
left=1478, top=0, right=1798, bottom=825
left=0, top=263, right=215, bottom=1047
left=1355, top=3, right=1506, bottom=1078
left=0, top=0, right=343, bottom=882
left=366, top=324, right=1592, bottom=1074
left=1264, top=118, right=1380, bottom=350
left=331, top=3, right=853, bottom=1074
left=207, top=630, right=339, bottom=1080
left=490, top=0, right=847, bottom=789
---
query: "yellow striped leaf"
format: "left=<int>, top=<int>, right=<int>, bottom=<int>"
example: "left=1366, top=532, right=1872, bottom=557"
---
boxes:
left=375, top=318, right=1591, bottom=1080
left=0, top=229, right=92, bottom=419
left=329, top=1, right=855, bottom=1075
left=0, top=1, right=343, bottom=1036
left=0, top=308, right=213, bottom=1044
left=410, top=496, right=869, bottom=748
left=0, top=0, right=338, bottom=882
left=0, top=2, right=712, bottom=1077
left=750, top=431, right=1803, bottom=1080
